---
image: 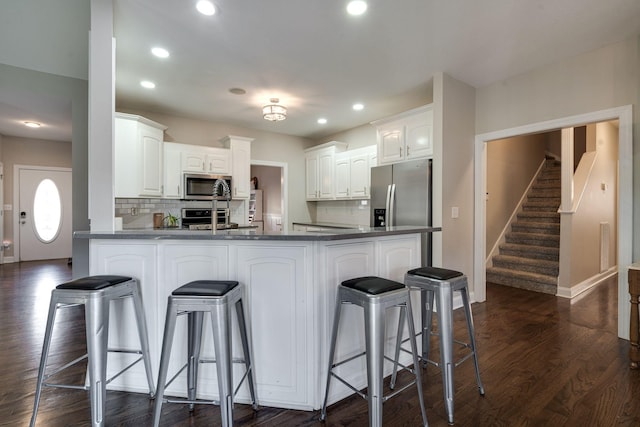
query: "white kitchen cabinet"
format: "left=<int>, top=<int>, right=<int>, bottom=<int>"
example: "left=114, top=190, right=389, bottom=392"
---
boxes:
left=305, top=141, right=347, bottom=200
left=334, top=146, right=376, bottom=199
left=181, top=146, right=231, bottom=175
left=372, top=104, right=433, bottom=165
left=334, top=152, right=350, bottom=199
left=114, top=113, right=167, bottom=198
left=163, top=142, right=183, bottom=198
left=225, top=136, right=253, bottom=200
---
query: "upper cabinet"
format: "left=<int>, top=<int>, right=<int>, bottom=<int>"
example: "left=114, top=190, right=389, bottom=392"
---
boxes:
left=305, top=141, right=348, bottom=200
left=224, top=135, right=253, bottom=200
left=163, top=142, right=183, bottom=199
left=372, top=104, right=433, bottom=165
left=335, top=146, right=377, bottom=199
left=115, top=112, right=167, bottom=198
left=181, top=146, right=230, bottom=175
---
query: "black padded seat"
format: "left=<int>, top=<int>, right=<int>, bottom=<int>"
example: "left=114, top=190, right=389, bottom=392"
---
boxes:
left=56, top=275, right=132, bottom=291
left=342, top=276, right=405, bottom=295
left=407, top=266, right=463, bottom=281
left=172, top=280, right=239, bottom=297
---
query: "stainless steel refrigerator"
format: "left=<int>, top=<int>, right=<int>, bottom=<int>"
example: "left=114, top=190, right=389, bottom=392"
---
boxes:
left=370, top=158, right=432, bottom=265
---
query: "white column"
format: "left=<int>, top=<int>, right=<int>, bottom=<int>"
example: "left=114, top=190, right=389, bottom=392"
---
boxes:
left=88, top=0, right=115, bottom=231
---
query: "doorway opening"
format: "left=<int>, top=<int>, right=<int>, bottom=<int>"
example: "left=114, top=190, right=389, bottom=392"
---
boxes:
left=250, top=160, right=288, bottom=232
left=474, top=105, right=633, bottom=339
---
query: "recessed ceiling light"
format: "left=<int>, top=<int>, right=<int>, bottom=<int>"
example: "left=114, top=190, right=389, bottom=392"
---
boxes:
left=229, top=88, right=246, bottom=95
left=346, top=1, right=367, bottom=16
left=352, top=103, right=364, bottom=111
left=24, top=121, right=41, bottom=128
left=140, top=80, right=156, bottom=89
left=196, top=0, right=216, bottom=16
left=151, top=47, right=169, bottom=58
left=317, top=118, right=328, bottom=124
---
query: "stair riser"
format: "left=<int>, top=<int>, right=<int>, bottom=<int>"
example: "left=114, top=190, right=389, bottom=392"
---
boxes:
left=500, top=247, right=559, bottom=261
left=512, top=224, right=560, bottom=234
left=493, top=259, right=559, bottom=276
left=506, top=235, right=559, bottom=247
left=486, top=271, right=557, bottom=295
left=517, top=214, right=560, bottom=223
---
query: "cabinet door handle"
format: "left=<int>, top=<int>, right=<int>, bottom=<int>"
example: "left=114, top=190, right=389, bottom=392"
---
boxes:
left=399, top=147, right=402, bottom=157
left=407, top=146, right=410, bottom=156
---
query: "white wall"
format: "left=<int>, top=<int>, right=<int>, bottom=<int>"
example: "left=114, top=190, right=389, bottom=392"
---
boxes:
left=486, top=134, right=548, bottom=254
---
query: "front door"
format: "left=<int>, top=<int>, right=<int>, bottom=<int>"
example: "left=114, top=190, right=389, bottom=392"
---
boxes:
left=18, top=167, right=72, bottom=261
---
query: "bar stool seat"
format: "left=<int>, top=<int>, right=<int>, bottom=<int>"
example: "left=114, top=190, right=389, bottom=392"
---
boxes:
left=31, top=275, right=155, bottom=427
left=152, top=280, right=258, bottom=427
left=320, top=276, right=428, bottom=427
left=394, top=267, right=484, bottom=425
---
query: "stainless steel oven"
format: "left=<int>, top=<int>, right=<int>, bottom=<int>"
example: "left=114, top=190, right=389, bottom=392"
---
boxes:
left=181, top=208, right=229, bottom=229
left=183, top=173, right=232, bottom=200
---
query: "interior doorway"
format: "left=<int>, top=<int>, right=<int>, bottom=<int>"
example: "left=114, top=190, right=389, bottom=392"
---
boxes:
left=250, top=160, right=288, bottom=232
left=474, top=105, right=633, bottom=339
left=14, top=166, right=72, bottom=261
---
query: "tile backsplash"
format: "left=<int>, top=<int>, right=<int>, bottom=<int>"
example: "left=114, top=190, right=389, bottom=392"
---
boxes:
left=315, top=200, right=371, bottom=226
left=115, top=198, right=244, bottom=229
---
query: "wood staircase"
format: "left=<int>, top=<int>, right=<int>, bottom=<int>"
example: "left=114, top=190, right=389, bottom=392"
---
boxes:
left=486, top=158, right=560, bottom=294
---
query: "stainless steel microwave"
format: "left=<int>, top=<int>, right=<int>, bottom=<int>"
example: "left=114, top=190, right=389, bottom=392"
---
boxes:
left=183, top=173, right=232, bottom=200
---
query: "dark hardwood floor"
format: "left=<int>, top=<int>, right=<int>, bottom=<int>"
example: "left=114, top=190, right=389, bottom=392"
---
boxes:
left=2, top=259, right=639, bottom=426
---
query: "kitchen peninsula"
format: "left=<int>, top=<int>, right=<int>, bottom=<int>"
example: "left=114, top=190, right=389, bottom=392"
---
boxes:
left=75, top=225, right=439, bottom=410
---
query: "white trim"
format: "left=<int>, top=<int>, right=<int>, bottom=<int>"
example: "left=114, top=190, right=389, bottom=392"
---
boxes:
left=12, top=165, right=73, bottom=263
left=250, top=160, right=288, bottom=230
left=2, top=256, right=15, bottom=264
left=474, top=105, right=633, bottom=339
left=556, top=266, right=617, bottom=299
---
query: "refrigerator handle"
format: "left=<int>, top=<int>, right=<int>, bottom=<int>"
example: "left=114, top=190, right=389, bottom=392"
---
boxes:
left=385, top=184, right=392, bottom=225
left=389, top=183, right=396, bottom=226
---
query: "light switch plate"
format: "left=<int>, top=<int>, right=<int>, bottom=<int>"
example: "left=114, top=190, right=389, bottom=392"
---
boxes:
left=451, top=206, right=459, bottom=219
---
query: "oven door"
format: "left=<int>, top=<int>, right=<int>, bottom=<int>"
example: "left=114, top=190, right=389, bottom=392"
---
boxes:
left=183, top=174, right=232, bottom=200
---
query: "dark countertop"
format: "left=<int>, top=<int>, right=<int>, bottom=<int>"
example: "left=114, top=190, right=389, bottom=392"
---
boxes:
left=292, top=221, right=363, bottom=229
left=74, top=225, right=441, bottom=241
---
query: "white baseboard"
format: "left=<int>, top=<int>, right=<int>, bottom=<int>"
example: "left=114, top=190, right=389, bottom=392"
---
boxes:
left=556, top=266, right=617, bottom=298
left=2, top=256, right=15, bottom=264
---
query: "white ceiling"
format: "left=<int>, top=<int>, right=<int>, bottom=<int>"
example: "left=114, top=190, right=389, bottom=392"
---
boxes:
left=1, top=0, right=640, bottom=142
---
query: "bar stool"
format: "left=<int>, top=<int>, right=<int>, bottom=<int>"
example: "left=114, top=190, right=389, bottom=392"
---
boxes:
left=152, top=280, right=257, bottom=427
left=392, top=267, right=484, bottom=425
left=320, top=276, right=428, bottom=427
left=30, top=275, right=155, bottom=427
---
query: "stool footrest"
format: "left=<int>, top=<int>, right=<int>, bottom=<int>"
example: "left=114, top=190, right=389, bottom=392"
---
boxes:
left=165, top=397, right=220, bottom=406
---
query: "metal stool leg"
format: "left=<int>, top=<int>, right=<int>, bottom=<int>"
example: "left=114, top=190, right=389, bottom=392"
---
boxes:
left=405, top=297, right=428, bottom=427
left=85, top=296, right=110, bottom=427
left=389, top=305, right=406, bottom=389
left=212, top=301, right=234, bottom=427
left=187, top=311, right=204, bottom=411
left=364, top=302, right=385, bottom=427
left=131, top=282, right=156, bottom=398
left=436, top=285, right=455, bottom=425
left=320, top=291, right=343, bottom=421
left=422, top=289, right=434, bottom=365
left=460, top=287, right=485, bottom=395
left=235, top=299, right=258, bottom=409
left=153, top=298, right=178, bottom=427
left=30, top=293, right=60, bottom=427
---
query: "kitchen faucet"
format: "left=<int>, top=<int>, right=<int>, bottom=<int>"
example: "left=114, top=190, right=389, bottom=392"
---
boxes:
left=212, top=179, right=231, bottom=232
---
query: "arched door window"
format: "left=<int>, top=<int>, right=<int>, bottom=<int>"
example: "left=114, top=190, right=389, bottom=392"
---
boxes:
left=33, top=179, right=62, bottom=243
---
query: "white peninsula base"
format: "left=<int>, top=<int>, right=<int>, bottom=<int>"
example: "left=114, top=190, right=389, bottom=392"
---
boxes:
left=84, top=230, right=427, bottom=410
